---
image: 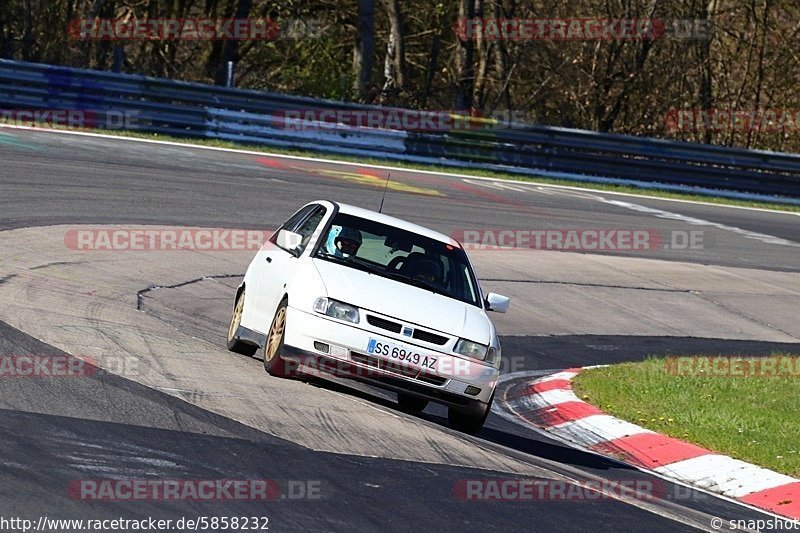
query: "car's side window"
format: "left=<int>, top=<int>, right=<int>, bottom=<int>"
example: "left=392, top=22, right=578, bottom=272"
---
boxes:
left=294, top=207, right=326, bottom=255
left=281, top=205, right=317, bottom=233
left=271, top=204, right=318, bottom=249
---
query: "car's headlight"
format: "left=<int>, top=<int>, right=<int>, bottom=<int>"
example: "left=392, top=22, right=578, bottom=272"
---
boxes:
left=454, top=338, right=489, bottom=360
left=313, top=297, right=359, bottom=324
left=486, top=345, right=501, bottom=367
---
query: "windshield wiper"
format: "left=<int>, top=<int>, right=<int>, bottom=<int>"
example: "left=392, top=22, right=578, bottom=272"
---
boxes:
left=383, top=270, right=445, bottom=295
left=349, top=256, right=385, bottom=274
left=315, top=253, right=383, bottom=276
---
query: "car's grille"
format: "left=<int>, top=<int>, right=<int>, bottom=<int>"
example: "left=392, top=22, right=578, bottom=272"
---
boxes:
left=367, top=314, right=449, bottom=346
left=366, top=315, right=402, bottom=333
left=349, top=353, right=447, bottom=386
left=416, top=372, right=447, bottom=386
left=350, top=353, right=417, bottom=378
left=411, top=329, right=448, bottom=345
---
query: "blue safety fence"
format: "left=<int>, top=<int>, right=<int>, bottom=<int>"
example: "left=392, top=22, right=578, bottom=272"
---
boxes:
left=1, top=59, right=798, bottom=202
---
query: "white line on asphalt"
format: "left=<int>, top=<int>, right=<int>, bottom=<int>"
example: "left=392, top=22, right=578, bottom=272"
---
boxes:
left=462, top=179, right=531, bottom=192
left=601, top=199, right=800, bottom=247
left=461, top=180, right=508, bottom=191
left=464, top=174, right=798, bottom=247
left=491, top=182, right=532, bottom=192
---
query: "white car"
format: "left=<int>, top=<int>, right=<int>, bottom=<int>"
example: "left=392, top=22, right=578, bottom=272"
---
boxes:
left=227, top=200, right=510, bottom=434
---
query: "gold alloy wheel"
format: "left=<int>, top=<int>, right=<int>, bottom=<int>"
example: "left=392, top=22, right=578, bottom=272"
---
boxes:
left=228, top=292, right=245, bottom=342
left=265, top=307, right=286, bottom=362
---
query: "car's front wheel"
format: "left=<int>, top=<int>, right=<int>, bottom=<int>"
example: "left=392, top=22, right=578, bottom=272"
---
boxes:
left=263, top=298, right=296, bottom=378
left=227, top=289, right=258, bottom=356
left=448, top=393, right=494, bottom=435
left=397, top=393, right=429, bottom=414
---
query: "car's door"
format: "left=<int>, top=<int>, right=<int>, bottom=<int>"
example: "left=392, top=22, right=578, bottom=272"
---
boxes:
left=252, top=204, right=327, bottom=330
left=246, top=204, right=316, bottom=331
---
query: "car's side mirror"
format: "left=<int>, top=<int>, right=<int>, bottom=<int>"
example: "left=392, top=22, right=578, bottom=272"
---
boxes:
left=485, top=292, right=510, bottom=313
left=276, top=229, right=303, bottom=256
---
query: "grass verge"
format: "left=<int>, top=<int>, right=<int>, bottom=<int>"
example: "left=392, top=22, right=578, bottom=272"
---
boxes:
left=572, top=355, right=800, bottom=477
left=77, top=129, right=800, bottom=213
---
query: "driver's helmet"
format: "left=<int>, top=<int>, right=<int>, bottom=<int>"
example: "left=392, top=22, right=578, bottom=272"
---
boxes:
left=414, top=259, right=440, bottom=283
left=325, top=225, right=362, bottom=259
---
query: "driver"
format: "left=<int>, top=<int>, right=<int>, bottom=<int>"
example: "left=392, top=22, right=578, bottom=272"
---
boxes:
left=413, top=259, right=441, bottom=284
left=325, top=225, right=362, bottom=259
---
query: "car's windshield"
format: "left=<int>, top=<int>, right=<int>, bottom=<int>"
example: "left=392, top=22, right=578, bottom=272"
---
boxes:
left=314, top=213, right=482, bottom=307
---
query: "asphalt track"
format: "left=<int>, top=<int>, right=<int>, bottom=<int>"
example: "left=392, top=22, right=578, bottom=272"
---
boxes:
left=1, top=127, right=799, bottom=532
left=1, top=128, right=798, bottom=271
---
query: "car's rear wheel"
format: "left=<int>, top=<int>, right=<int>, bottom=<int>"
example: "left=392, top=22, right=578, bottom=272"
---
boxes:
left=263, top=298, right=296, bottom=378
left=227, top=289, right=258, bottom=356
left=397, top=393, right=429, bottom=414
left=448, top=393, right=494, bottom=435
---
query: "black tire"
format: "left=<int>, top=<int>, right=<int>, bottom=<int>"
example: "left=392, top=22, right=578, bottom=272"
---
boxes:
left=448, top=393, right=494, bottom=435
left=397, top=393, right=429, bottom=414
left=227, top=289, right=258, bottom=356
left=263, top=298, right=296, bottom=378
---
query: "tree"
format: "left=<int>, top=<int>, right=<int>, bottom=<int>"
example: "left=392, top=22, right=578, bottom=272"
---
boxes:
left=380, top=0, right=405, bottom=102
left=454, top=0, right=475, bottom=111
left=353, top=0, right=376, bottom=101
left=213, top=0, right=253, bottom=86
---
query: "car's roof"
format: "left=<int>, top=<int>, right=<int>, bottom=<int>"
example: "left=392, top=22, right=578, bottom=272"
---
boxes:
left=325, top=201, right=460, bottom=247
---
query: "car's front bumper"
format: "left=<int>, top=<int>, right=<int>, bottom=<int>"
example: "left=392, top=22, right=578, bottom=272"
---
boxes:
left=282, top=306, right=498, bottom=405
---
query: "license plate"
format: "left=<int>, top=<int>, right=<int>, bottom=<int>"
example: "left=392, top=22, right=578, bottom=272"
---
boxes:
left=367, top=338, right=437, bottom=371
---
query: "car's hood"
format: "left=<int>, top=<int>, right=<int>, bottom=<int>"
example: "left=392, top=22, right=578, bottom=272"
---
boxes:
left=312, top=258, right=492, bottom=343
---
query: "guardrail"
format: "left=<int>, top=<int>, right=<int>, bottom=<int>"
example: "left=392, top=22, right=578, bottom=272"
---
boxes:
left=1, top=59, right=799, bottom=202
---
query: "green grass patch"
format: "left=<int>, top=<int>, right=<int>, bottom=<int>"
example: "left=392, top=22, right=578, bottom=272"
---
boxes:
left=77, top=129, right=800, bottom=213
left=572, top=355, right=800, bottom=477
